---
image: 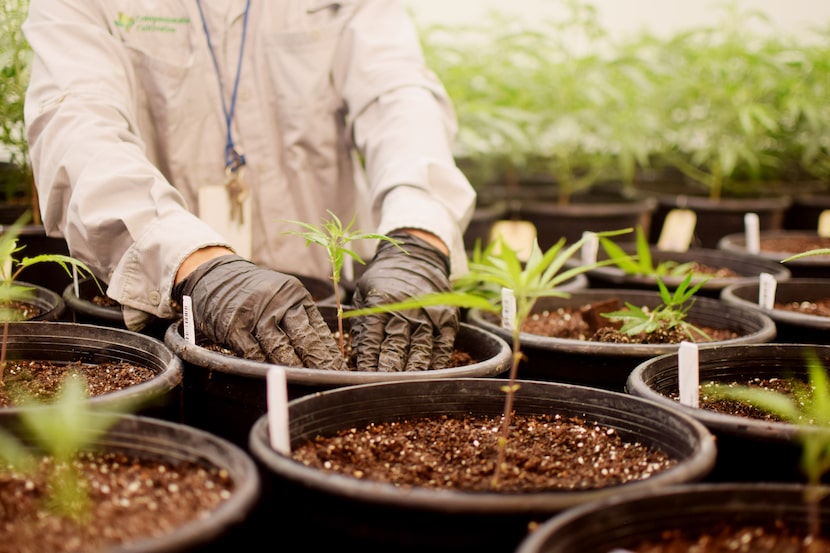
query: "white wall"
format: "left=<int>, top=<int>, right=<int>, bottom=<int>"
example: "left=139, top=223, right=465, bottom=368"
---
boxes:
left=403, top=0, right=830, bottom=41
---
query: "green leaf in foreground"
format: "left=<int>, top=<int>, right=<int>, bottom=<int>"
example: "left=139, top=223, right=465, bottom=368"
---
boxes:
left=0, top=374, right=123, bottom=521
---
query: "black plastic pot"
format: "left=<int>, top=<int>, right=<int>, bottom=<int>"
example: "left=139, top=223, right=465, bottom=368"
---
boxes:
left=509, top=192, right=657, bottom=250
left=248, top=377, right=715, bottom=553
left=516, top=482, right=830, bottom=553
left=0, top=321, right=184, bottom=422
left=721, top=278, right=830, bottom=344
left=646, top=192, right=792, bottom=248
left=165, top=308, right=512, bottom=450
left=18, top=280, right=66, bottom=321
left=62, top=273, right=336, bottom=338
left=785, top=189, right=830, bottom=231
left=718, top=229, right=830, bottom=279
left=579, top=244, right=792, bottom=298
left=626, top=343, right=830, bottom=483
left=62, top=277, right=123, bottom=327
left=466, top=289, right=777, bottom=392
left=0, top=412, right=261, bottom=553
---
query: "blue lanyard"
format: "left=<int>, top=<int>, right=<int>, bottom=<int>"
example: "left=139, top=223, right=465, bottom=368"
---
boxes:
left=196, top=0, right=251, bottom=172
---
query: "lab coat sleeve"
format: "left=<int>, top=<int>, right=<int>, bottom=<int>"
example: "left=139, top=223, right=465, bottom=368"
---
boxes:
left=334, top=0, right=476, bottom=277
left=23, top=0, right=230, bottom=328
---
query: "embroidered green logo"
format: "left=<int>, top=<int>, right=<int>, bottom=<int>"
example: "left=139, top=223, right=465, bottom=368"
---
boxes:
left=114, top=13, right=135, bottom=31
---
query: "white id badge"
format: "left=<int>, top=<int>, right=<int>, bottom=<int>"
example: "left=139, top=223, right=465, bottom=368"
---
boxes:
left=198, top=184, right=253, bottom=259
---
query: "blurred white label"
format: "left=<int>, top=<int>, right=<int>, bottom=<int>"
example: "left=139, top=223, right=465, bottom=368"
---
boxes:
left=744, top=212, right=760, bottom=254
left=657, top=209, right=696, bottom=252
left=501, top=288, right=516, bottom=330
left=758, top=273, right=777, bottom=309
left=678, top=341, right=699, bottom=408
left=581, top=231, right=598, bottom=265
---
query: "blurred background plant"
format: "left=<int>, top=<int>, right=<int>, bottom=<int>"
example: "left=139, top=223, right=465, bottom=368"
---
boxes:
left=0, top=0, right=36, bottom=217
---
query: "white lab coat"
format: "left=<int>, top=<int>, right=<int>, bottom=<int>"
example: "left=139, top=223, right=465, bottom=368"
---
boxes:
left=23, top=0, right=475, bottom=330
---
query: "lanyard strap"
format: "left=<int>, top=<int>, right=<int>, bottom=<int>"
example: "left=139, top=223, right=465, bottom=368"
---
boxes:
left=196, top=0, right=251, bottom=172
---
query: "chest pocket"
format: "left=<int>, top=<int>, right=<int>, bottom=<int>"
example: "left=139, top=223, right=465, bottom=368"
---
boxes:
left=263, top=2, right=354, bottom=108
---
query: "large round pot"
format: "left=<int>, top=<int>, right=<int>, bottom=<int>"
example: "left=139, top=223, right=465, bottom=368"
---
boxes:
left=0, top=412, right=261, bottom=552
left=718, top=229, right=830, bottom=279
left=248, top=377, right=716, bottom=553
left=626, top=343, right=830, bottom=483
left=579, top=244, right=791, bottom=298
left=721, top=278, right=830, bottom=344
left=516, top=482, right=830, bottom=553
left=467, top=289, right=777, bottom=392
left=165, top=307, right=512, bottom=450
left=0, top=321, right=184, bottom=422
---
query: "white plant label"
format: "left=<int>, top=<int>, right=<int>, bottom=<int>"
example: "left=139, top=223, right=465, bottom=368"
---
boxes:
left=501, top=288, right=516, bottom=330
left=678, top=341, right=700, bottom=408
left=182, top=295, right=196, bottom=345
left=657, top=208, right=696, bottom=252
left=266, top=366, right=291, bottom=455
left=744, top=212, right=760, bottom=254
left=581, top=231, right=598, bottom=266
left=72, top=265, right=79, bottom=297
left=490, top=220, right=536, bottom=262
left=758, top=272, right=777, bottom=309
left=819, top=210, right=830, bottom=237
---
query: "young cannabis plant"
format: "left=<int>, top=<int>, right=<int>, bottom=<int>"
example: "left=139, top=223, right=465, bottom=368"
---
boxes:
left=0, top=211, right=98, bottom=382
left=601, top=272, right=712, bottom=341
left=344, top=228, right=633, bottom=486
left=706, top=349, right=830, bottom=544
left=597, top=225, right=698, bottom=278
left=282, top=210, right=404, bottom=356
left=0, top=374, right=123, bottom=522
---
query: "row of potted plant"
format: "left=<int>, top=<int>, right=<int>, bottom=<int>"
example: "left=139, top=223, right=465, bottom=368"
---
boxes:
left=7, top=201, right=830, bottom=550
left=421, top=1, right=830, bottom=204
left=419, top=1, right=830, bottom=251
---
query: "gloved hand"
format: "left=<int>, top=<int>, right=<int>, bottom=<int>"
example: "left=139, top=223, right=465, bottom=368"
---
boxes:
left=173, top=255, right=347, bottom=371
left=350, top=231, right=459, bottom=372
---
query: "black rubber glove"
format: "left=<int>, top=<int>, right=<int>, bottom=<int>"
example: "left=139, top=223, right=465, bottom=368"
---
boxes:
left=350, top=231, right=459, bottom=372
left=173, top=255, right=347, bottom=371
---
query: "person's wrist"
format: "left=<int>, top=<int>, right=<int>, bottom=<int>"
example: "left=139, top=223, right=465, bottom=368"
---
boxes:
left=175, top=246, right=235, bottom=285
left=396, top=228, right=448, bottom=256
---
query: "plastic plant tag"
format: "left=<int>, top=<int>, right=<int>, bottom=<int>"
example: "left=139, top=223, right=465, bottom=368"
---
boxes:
left=267, top=366, right=291, bottom=455
left=819, top=210, right=830, bottom=237
left=342, top=254, right=354, bottom=282
left=72, top=265, right=79, bottom=297
left=580, top=231, right=598, bottom=266
left=744, top=212, right=760, bottom=254
left=182, top=295, right=196, bottom=345
left=678, top=341, right=700, bottom=408
left=657, top=208, right=696, bottom=252
left=501, top=287, right=516, bottom=330
left=490, top=220, right=536, bottom=262
left=758, top=272, right=777, bottom=309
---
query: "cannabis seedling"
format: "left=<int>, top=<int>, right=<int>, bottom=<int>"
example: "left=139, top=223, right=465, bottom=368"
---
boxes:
left=706, top=349, right=830, bottom=546
left=597, top=225, right=699, bottom=278
left=601, top=272, right=712, bottom=341
left=0, top=374, right=123, bottom=522
left=282, top=211, right=404, bottom=356
left=0, top=211, right=98, bottom=382
left=344, top=228, right=633, bottom=487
